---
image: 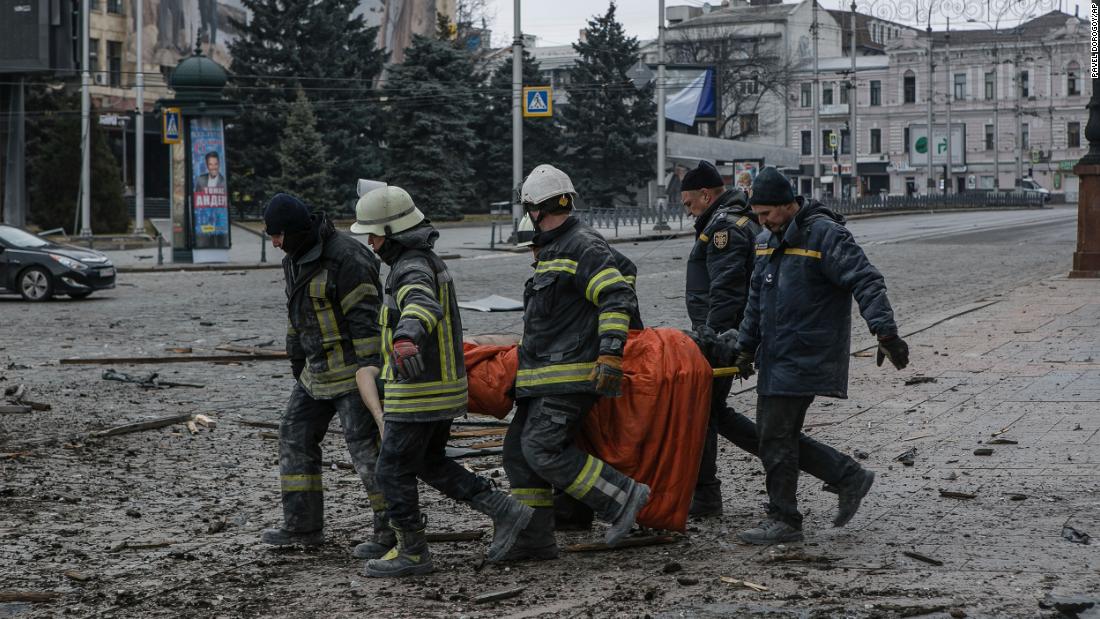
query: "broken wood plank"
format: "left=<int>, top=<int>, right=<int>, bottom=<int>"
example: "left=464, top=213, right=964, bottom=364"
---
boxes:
left=63, top=571, right=92, bottom=583
left=426, top=530, right=484, bottom=543
left=61, top=353, right=286, bottom=365
left=109, top=540, right=172, bottom=552
left=1, top=451, right=35, bottom=459
left=238, top=419, right=280, bottom=430
left=902, top=550, right=944, bottom=566
left=469, top=439, right=503, bottom=450
left=89, top=413, right=195, bottom=439
left=763, top=552, right=838, bottom=564
left=901, top=433, right=933, bottom=442
left=185, top=420, right=199, bottom=435
left=322, top=460, right=354, bottom=471
left=719, top=577, right=768, bottom=592
left=473, top=586, right=525, bottom=604
left=450, top=427, right=508, bottom=439
left=193, top=414, right=216, bottom=429
left=0, top=591, right=61, bottom=603
left=165, top=347, right=193, bottom=354
left=939, top=490, right=977, bottom=500
left=987, top=437, right=1018, bottom=445
left=564, top=535, right=679, bottom=553
left=0, top=404, right=32, bottom=414
left=23, top=401, right=51, bottom=411
left=257, top=431, right=278, bottom=440
left=215, top=344, right=288, bottom=357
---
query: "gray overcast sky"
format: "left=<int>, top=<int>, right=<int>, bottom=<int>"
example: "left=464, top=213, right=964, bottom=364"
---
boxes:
left=484, top=0, right=1084, bottom=48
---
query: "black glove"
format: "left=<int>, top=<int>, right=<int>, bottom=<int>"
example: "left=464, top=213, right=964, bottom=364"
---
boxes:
left=392, top=339, right=425, bottom=380
left=714, top=329, right=739, bottom=368
left=733, top=349, right=755, bottom=380
left=877, top=334, right=909, bottom=370
left=291, top=358, right=305, bottom=380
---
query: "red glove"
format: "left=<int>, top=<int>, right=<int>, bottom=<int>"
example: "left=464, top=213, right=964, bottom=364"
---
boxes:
left=392, top=339, right=425, bottom=380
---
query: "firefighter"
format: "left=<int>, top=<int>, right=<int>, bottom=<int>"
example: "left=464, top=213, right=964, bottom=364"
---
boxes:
left=259, top=193, right=388, bottom=555
left=352, top=186, right=532, bottom=577
left=501, top=164, right=651, bottom=561
left=734, top=167, right=908, bottom=544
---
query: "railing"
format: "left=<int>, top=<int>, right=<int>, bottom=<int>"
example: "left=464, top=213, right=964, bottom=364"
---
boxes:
left=818, top=191, right=1046, bottom=215
left=574, top=204, right=686, bottom=237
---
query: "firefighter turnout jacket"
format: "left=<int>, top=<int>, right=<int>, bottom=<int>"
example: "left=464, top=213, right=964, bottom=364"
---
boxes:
left=285, top=215, right=383, bottom=399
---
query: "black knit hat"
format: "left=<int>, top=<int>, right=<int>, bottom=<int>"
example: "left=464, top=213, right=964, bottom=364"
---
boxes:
left=680, top=160, right=724, bottom=192
left=749, top=167, right=796, bottom=206
left=263, top=193, right=312, bottom=235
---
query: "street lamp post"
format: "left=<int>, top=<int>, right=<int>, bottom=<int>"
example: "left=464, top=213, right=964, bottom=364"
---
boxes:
left=1070, top=0, right=1100, bottom=277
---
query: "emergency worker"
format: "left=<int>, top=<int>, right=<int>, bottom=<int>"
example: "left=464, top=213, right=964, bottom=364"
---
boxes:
left=501, top=164, right=651, bottom=561
left=259, top=193, right=387, bottom=554
left=352, top=186, right=532, bottom=577
left=734, top=167, right=908, bottom=544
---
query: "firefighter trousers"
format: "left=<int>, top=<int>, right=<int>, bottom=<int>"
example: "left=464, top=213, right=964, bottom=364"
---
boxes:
left=279, top=383, right=383, bottom=533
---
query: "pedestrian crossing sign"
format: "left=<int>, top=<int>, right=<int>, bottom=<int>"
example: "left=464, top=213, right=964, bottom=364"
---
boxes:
left=162, top=108, right=182, bottom=144
left=523, top=86, right=553, bottom=118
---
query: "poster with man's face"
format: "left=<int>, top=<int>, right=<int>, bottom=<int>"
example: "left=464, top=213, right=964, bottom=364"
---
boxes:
left=190, top=117, right=229, bottom=249
left=734, top=160, right=761, bottom=192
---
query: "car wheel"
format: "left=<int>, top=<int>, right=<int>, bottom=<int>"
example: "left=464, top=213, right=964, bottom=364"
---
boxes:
left=18, top=266, right=54, bottom=302
left=68, top=291, right=93, bottom=300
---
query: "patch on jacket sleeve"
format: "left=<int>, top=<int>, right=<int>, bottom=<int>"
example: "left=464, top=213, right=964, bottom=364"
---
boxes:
left=735, top=216, right=749, bottom=227
left=712, top=230, right=729, bottom=249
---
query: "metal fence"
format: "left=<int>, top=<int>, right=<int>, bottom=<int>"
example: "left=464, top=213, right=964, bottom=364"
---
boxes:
left=818, top=191, right=1046, bottom=215
left=574, top=204, right=686, bottom=236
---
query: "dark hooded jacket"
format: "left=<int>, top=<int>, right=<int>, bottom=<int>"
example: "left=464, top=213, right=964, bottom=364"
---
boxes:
left=736, top=197, right=898, bottom=398
left=377, top=223, right=467, bottom=422
left=685, top=188, right=760, bottom=332
left=284, top=213, right=383, bottom=399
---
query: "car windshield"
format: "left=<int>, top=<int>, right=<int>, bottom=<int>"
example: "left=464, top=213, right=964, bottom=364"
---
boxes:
left=0, top=226, right=49, bottom=249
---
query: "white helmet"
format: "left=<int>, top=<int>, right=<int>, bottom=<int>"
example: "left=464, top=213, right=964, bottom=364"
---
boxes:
left=521, top=164, right=576, bottom=208
left=350, top=186, right=424, bottom=236
left=515, top=214, right=536, bottom=248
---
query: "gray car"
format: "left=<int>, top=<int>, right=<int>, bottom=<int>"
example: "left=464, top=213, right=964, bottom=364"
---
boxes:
left=0, top=225, right=116, bottom=301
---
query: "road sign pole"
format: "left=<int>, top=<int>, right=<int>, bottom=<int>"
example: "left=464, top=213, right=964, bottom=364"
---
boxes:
left=511, top=0, right=523, bottom=226
left=80, top=0, right=92, bottom=236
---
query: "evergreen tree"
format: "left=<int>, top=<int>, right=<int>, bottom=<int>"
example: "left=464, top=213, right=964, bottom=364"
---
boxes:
left=26, top=91, right=129, bottom=233
left=474, top=50, right=561, bottom=205
left=226, top=0, right=385, bottom=213
left=560, top=2, right=656, bottom=208
left=382, top=16, right=483, bottom=219
left=275, top=88, right=334, bottom=211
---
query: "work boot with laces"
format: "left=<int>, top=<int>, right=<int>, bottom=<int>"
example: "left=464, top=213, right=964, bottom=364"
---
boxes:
left=364, top=517, right=433, bottom=578
left=352, top=512, right=396, bottom=560
left=737, top=519, right=804, bottom=545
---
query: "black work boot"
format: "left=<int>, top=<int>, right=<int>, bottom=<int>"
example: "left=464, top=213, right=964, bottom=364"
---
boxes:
left=498, top=508, right=559, bottom=562
left=554, top=492, right=594, bottom=531
left=688, top=484, right=724, bottom=518
left=833, top=469, right=875, bottom=527
left=352, top=512, right=396, bottom=560
left=364, top=517, right=433, bottom=578
left=260, top=528, right=323, bottom=547
left=467, top=490, right=535, bottom=562
left=605, top=482, right=651, bottom=546
left=737, top=519, right=804, bottom=545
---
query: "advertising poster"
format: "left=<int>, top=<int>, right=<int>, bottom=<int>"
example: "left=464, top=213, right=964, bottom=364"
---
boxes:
left=189, top=117, right=230, bottom=250
left=734, top=160, right=762, bottom=192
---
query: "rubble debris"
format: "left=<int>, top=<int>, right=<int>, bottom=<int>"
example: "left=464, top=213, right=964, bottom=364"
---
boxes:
left=1005, top=493, right=1028, bottom=501
left=457, top=295, right=524, bottom=313
left=902, top=433, right=933, bottom=442
left=469, top=440, right=503, bottom=450
left=763, top=552, right=838, bottom=565
left=63, top=571, right=92, bottom=583
left=902, top=550, right=944, bottom=566
left=719, top=577, right=768, bottom=592
left=165, top=347, right=193, bottom=354
left=894, top=447, right=917, bottom=466
left=676, top=576, right=699, bottom=586
left=0, top=591, right=61, bottom=603
left=949, top=609, right=967, bottom=619
left=108, top=540, right=172, bottom=552
left=904, top=376, right=938, bottom=386
left=193, top=414, right=217, bottom=429
left=973, top=448, right=994, bottom=456
left=0, top=404, right=32, bottom=414
left=450, top=427, right=507, bottom=439
left=473, top=586, right=525, bottom=604
left=987, top=438, right=1018, bottom=445
left=661, top=561, right=682, bottom=574
left=102, top=369, right=204, bottom=389
left=564, top=535, right=680, bottom=553
left=185, top=420, right=199, bottom=435
left=257, top=431, right=278, bottom=440
left=62, top=352, right=286, bottom=365
left=89, top=413, right=197, bottom=439
left=1061, top=526, right=1091, bottom=545
left=938, top=490, right=977, bottom=500
left=1038, top=593, right=1098, bottom=617
left=853, top=449, right=869, bottom=460
left=215, top=344, right=286, bottom=357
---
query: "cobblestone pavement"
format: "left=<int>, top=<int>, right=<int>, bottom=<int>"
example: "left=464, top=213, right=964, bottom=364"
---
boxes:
left=0, top=209, right=1096, bottom=618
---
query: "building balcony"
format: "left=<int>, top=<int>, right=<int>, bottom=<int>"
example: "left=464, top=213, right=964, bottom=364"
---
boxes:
left=819, top=103, right=849, bottom=116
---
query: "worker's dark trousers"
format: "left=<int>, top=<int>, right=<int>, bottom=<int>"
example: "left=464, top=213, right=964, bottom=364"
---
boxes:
left=694, top=377, right=734, bottom=494
left=279, top=384, right=382, bottom=533
left=756, top=395, right=862, bottom=528
left=375, top=419, right=492, bottom=530
left=503, top=394, right=638, bottom=523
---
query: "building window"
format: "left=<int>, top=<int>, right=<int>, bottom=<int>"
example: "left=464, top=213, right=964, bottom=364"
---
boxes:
left=739, top=114, right=758, bottom=135
left=904, top=71, right=916, bottom=104
left=870, top=128, right=881, bottom=154
left=984, top=71, right=995, bottom=100
left=107, top=0, right=122, bottom=14
left=89, top=38, right=100, bottom=73
left=1022, top=123, right=1029, bottom=150
left=800, top=82, right=812, bottom=107
left=904, top=127, right=910, bottom=153
left=953, top=73, right=966, bottom=100
left=822, top=83, right=833, bottom=105
left=801, top=130, right=812, bottom=155
left=737, top=74, right=760, bottom=95
left=841, top=129, right=850, bottom=155
left=108, top=41, right=122, bottom=88
left=1069, top=121, right=1081, bottom=148
left=1020, top=70, right=1029, bottom=98
left=985, top=124, right=994, bottom=151
left=870, top=80, right=881, bottom=106
left=1067, top=62, right=1080, bottom=96
left=822, top=129, right=833, bottom=155
left=980, top=176, right=994, bottom=189
left=840, top=82, right=849, bottom=104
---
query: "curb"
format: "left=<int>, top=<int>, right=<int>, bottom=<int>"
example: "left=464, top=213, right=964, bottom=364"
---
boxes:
left=116, top=253, right=464, bottom=274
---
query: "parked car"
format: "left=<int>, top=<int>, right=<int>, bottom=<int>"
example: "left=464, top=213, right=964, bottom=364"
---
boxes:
left=0, top=225, right=116, bottom=301
left=1016, top=178, right=1051, bottom=202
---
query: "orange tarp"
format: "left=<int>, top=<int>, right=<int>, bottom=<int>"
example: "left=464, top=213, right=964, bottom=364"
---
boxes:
left=462, top=328, right=713, bottom=531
